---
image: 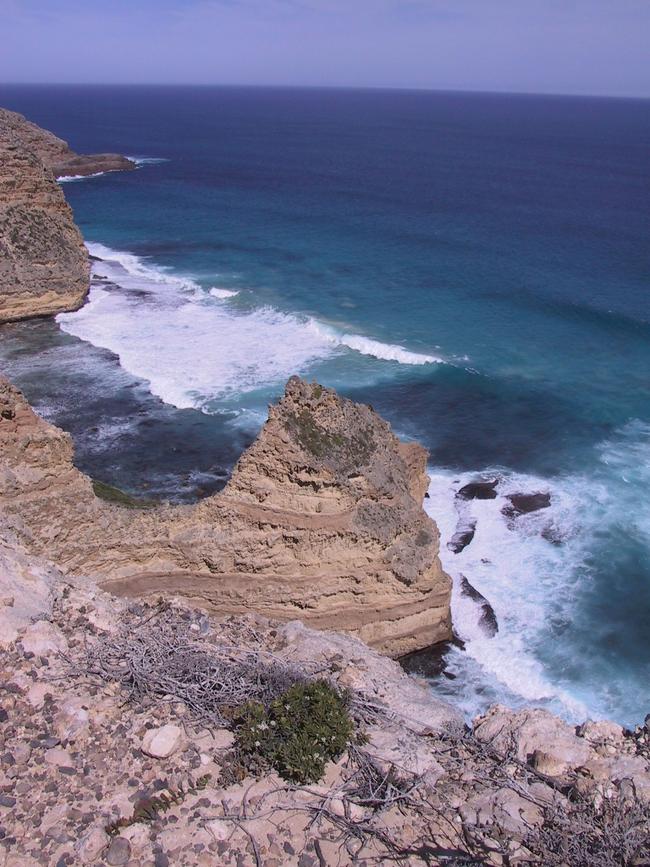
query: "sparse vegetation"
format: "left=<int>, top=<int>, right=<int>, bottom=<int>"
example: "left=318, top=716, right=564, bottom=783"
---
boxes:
left=105, top=774, right=211, bottom=836
left=286, top=409, right=376, bottom=468
left=91, top=478, right=157, bottom=509
left=233, top=680, right=354, bottom=784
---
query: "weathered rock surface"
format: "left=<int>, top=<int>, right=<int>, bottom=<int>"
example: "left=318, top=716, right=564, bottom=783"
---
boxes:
left=0, top=107, right=135, bottom=323
left=473, top=704, right=650, bottom=803
left=0, top=531, right=58, bottom=647
left=0, top=116, right=90, bottom=322
left=0, top=375, right=451, bottom=656
left=0, top=573, right=646, bottom=867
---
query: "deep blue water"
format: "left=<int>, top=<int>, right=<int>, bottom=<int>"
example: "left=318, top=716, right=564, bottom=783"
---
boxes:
left=0, top=84, right=648, bottom=725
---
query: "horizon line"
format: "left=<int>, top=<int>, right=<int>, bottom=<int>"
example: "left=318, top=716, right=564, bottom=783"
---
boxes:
left=1, top=81, right=648, bottom=102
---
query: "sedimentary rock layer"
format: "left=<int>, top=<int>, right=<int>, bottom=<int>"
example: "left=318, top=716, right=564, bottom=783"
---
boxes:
left=0, top=375, right=452, bottom=656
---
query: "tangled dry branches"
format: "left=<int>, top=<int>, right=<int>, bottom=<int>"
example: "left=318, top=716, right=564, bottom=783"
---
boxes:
left=74, top=604, right=312, bottom=727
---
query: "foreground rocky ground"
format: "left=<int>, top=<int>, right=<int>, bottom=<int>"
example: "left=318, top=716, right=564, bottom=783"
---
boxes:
left=1, top=542, right=648, bottom=866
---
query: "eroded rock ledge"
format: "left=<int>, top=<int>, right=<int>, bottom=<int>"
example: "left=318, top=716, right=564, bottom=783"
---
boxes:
left=0, top=375, right=451, bottom=656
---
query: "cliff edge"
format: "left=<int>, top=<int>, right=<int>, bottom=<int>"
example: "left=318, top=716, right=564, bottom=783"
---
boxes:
left=0, top=375, right=452, bottom=657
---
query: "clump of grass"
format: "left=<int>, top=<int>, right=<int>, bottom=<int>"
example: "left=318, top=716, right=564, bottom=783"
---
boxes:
left=234, top=680, right=354, bottom=784
left=285, top=409, right=376, bottom=467
left=92, top=478, right=157, bottom=509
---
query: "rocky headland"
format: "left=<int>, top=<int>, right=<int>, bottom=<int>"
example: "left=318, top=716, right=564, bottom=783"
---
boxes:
left=0, top=109, right=648, bottom=866
left=0, top=108, right=136, bottom=179
left=0, top=373, right=451, bottom=658
left=0, top=107, right=134, bottom=323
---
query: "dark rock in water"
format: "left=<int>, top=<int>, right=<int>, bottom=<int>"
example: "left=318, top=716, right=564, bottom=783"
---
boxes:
left=457, top=479, right=499, bottom=500
left=502, top=491, right=551, bottom=518
left=448, top=518, right=477, bottom=554
left=399, top=632, right=465, bottom=680
left=460, top=575, right=499, bottom=637
left=541, top=523, right=563, bottom=545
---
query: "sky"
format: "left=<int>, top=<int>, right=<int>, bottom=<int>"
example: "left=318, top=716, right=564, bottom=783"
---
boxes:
left=1, top=0, right=649, bottom=97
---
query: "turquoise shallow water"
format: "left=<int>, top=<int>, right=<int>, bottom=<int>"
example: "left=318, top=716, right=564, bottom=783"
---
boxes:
left=0, top=85, right=648, bottom=725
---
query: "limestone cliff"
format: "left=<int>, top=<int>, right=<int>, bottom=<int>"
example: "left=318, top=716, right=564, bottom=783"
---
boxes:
left=0, top=107, right=136, bottom=323
left=0, top=117, right=90, bottom=322
left=0, top=107, right=136, bottom=178
left=0, top=375, right=451, bottom=656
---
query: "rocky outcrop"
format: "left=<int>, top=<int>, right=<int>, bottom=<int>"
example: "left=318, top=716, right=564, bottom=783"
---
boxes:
left=0, top=107, right=137, bottom=322
left=0, top=118, right=90, bottom=322
left=0, top=107, right=136, bottom=178
left=0, top=375, right=452, bottom=656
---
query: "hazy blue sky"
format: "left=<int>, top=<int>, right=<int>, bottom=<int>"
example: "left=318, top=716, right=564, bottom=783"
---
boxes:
left=2, top=0, right=649, bottom=97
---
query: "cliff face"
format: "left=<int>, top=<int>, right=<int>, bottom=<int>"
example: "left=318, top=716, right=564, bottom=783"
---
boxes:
left=0, top=107, right=137, bottom=323
left=0, top=107, right=136, bottom=178
left=0, top=124, right=90, bottom=322
left=0, top=375, right=451, bottom=656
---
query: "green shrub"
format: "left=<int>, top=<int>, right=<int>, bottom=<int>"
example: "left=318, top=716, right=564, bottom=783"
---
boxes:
left=234, top=679, right=354, bottom=784
left=92, top=478, right=157, bottom=509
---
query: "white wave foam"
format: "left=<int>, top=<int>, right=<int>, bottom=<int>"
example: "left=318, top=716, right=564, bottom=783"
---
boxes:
left=209, top=287, right=239, bottom=299
left=424, top=468, right=592, bottom=721
left=127, top=156, right=170, bottom=167
left=59, top=243, right=444, bottom=408
left=306, top=320, right=443, bottom=365
left=58, top=287, right=334, bottom=408
left=58, top=172, right=106, bottom=183
left=87, top=242, right=202, bottom=298
left=424, top=425, right=650, bottom=725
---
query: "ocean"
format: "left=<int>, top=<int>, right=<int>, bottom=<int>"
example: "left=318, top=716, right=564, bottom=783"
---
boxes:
left=0, top=84, right=648, bottom=727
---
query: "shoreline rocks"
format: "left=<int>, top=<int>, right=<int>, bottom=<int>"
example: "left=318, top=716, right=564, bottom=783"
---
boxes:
left=456, top=478, right=499, bottom=500
left=460, top=575, right=499, bottom=636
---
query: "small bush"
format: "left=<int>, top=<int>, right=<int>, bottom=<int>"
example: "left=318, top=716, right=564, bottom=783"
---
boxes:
left=234, top=679, right=354, bottom=784
left=92, top=478, right=156, bottom=509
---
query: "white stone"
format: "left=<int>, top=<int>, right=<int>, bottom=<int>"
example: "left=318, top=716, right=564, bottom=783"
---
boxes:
left=210, top=728, right=235, bottom=751
left=206, top=818, right=233, bottom=842
left=44, top=748, right=73, bottom=767
left=54, top=698, right=90, bottom=740
left=141, top=724, right=183, bottom=758
left=474, top=705, right=591, bottom=774
left=21, top=620, right=67, bottom=656
left=578, top=720, right=625, bottom=746
left=75, top=826, right=109, bottom=863
left=26, top=682, right=50, bottom=708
